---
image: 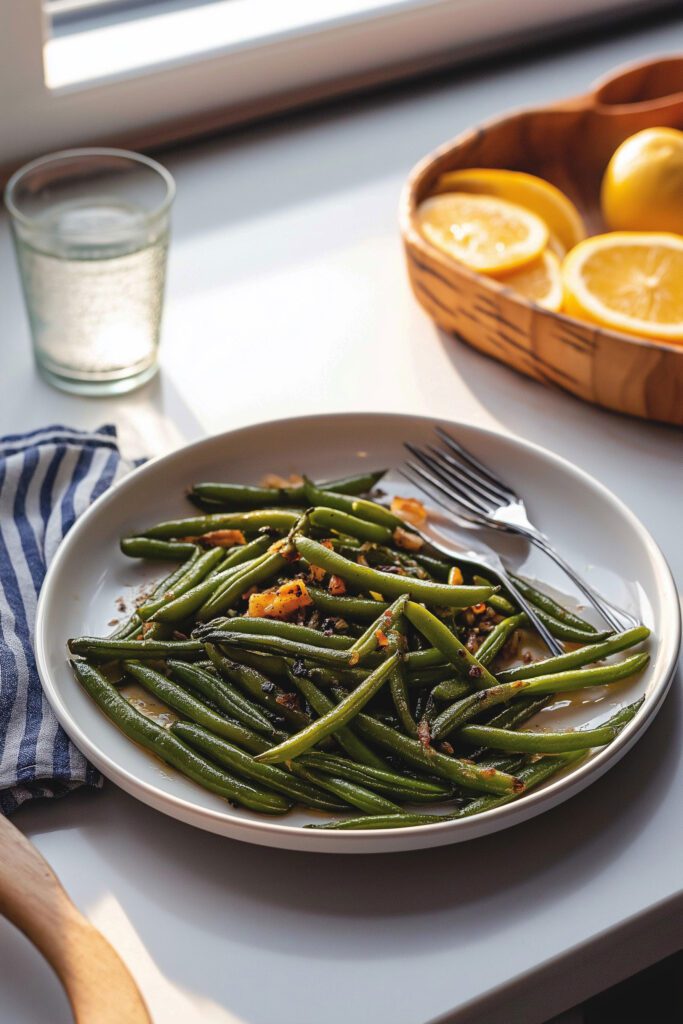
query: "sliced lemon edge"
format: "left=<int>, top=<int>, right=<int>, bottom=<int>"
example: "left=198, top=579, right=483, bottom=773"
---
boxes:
left=496, top=249, right=563, bottom=311
left=561, top=231, right=683, bottom=341
left=417, top=192, right=549, bottom=274
left=435, top=168, right=587, bottom=251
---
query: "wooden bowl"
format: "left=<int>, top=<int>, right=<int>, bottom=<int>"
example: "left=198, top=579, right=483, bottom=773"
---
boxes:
left=399, top=56, right=683, bottom=426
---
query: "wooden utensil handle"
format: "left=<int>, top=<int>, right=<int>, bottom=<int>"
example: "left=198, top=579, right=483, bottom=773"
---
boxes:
left=0, top=813, right=151, bottom=1024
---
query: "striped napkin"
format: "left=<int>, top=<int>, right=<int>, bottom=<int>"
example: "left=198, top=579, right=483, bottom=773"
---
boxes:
left=0, top=425, right=132, bottom=815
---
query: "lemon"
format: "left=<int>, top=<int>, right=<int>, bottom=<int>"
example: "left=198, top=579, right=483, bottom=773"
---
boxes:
left=417, top=192, right=548, bottom=274
left=497, top=249, right=563, bottom=311
left=435, top=168, right=586, bottom=252
left=601, top=127, right=683, bottom=234
left=562, top=232, right=683, bottom=342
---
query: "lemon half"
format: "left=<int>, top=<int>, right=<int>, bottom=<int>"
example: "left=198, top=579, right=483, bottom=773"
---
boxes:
left=562, top=232, right=683, bottom=343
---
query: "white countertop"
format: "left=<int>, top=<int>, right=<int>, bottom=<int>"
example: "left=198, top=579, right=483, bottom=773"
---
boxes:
left=1, top=14, right=682, bottom=1024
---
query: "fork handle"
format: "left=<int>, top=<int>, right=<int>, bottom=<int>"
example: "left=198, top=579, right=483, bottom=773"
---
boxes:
left=525, top=533, right=634, bottom=631
left=501, top=574, right=565, bottom=656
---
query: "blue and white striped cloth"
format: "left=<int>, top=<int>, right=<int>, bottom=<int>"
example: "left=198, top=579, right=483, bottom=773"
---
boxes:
left=0, top=425, right=132, bottom=815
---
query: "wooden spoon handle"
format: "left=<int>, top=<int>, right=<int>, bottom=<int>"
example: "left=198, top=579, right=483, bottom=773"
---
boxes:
left=0, top=813, right=151, bottom=1024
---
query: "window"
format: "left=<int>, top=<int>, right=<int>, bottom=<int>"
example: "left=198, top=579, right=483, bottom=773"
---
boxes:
left=1, top=0, right=669, bottom=174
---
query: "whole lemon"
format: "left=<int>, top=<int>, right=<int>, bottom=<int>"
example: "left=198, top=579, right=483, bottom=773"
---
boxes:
left=601, top=127, right=683, bottom=234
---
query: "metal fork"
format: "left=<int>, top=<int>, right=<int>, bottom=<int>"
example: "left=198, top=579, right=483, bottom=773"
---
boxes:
left=395, top=474, right=564, bottom=656
left=405, top=428, right=637, bottom=631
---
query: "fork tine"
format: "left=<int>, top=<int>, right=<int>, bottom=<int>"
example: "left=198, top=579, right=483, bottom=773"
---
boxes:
left=405, top=444, right=493, bottom=518
left=403, top=458, right=493, bottom=523
left=435, top=427, right=517, bottom=501
left=426, top=445, right=505, bottom=508
left=400, top=466, right=482, bottom=525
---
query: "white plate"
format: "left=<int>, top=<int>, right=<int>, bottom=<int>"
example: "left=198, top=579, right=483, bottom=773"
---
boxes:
left=35, top=413, right=680, bottom=853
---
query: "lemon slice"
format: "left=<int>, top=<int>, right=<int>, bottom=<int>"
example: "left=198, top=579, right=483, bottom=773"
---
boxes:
left=497, top=249, right=562, bottom=311
left=435, top=168, right=586, bottom=252
left=562, top=232, right=683, bottom=342
left=417, top=192, right=548, bottom=274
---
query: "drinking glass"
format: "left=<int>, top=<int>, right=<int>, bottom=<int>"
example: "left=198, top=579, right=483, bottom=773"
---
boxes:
left=4, top=148, right=175, bottom=395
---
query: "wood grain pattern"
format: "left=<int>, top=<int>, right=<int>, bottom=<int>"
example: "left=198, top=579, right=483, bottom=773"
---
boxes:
left=399, top=55, right=683, bottom=425
left=0, top=813, right=151, bottom=1024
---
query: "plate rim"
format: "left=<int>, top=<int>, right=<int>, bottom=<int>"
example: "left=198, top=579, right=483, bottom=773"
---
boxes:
left=34, top=411, right=681, bottom=851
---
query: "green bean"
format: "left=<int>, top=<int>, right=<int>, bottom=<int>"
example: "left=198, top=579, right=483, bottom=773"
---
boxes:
left=497, top=626, right=650, bottom=683
left=110, top=549, right=203, bottom=639
left=190, top=471, right=386, bottom=508
left=148, top=558, right=262, bottom=623
left=171, top=722, right=345, bottom=811
left=390, top=656, right=418, bottom=738
left=404, top=602, right=498, bottom=690
left=256, top=654, right=398, bottom=764
left=307, top=586, right=389, bottom=622
left=484, top=696, right=551, bottom=731
left=414, top=554, right=451, bottom=581
left=120, top=537, right=198, bottom=561
left=203, top=630, right=358, bottom=667
left=204, top=644, right=311, bottom=731
left=348, top=595, right=408, bottom=665
left=309, top=507, right=393, bottom=544
left=431, top=652, right=650, bottom=739
left=197, top=617, right=353, bottom=650
left=197, top=552, right=289, bottom=620
left=509, top=573, right=598, bottom=633
left=138, top=546, right=227, bottom=619
left=292, top=764, right=400, bottom=814
left=125, top=661, right=278, bottom=750
left=287, top=671, right=388, bottom=769
left=71, top=660, right=289, bottom=812
left=298, top=753, right=451, bottom=800
left=406, top=666, right=454, bottom=688
left=459, top=699, right=643, bottom=753
left=68, top=637, right=203, bottom=660
left=430, top=677, right=471, bottom=702
left=165, top=659, right=279, bottom=736
left=430, top=614, right=525, bottom=699
left=346, top=706, right=523, bottom=795
left=487, top=593, right=518, bottom=616
left=139, top=509, right=301, bottom=540
left=476, top=613, right=528, bottom=665
left=303, top=477, right=402, bottom=529
left=295, top=536, right=492, bottom=607
left=307, top=753, right=580, bottom=829
left=535, top=611, right=612, bottom=643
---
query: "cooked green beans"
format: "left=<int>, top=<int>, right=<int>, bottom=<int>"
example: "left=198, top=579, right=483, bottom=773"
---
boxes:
left=190, top=470, right=386, bottom=508
left=256, top=654, right=398, bottom=764
left=165, top=659, right=278, bottom=735
left=72, top=660, right=288, bottom=812
left=497, top=626, right=650, bottom=683
left=120, top=537, right=198, bottom=560
left=307, top=752, right=582, bottom=829
left=309, top=507, right=393, bottom=544
left=291, top=764, right=400, bottom=814
left=295, top=536, right=492, bottom=607
left=459, top=700, right=642, bottom=753
left=431, top=652, right=650, bottom=739
left=303, top=477, right=402, bottom=529
left=68, top=637, right=203, bottom=660
left=124, top=661, right=278, bottom=748
left=139, top=509, right=301, bottom=540
left=203, top=644, right=312, bottom=731
left=286, top=671, right=388, bottom=770
left=404, top=602, right=498, bottom=689
left=171, top=722, right=345, bottom=811
left=73, top=467, right=652, bottom=831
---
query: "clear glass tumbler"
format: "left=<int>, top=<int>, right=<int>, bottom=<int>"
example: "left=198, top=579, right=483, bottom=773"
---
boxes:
left=4, top=148, right=175, bottom=395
